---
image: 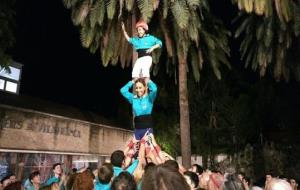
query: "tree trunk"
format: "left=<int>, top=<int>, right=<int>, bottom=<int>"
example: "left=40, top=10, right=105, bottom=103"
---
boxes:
left=178, top=56, right=191, bottom=169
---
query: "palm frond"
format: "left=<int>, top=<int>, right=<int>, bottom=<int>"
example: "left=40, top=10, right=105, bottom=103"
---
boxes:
left=160, top=17, right=174, bottom=57
left=188, top=11, right=200, bottom=46
left=62, top=0, right=79, bottom=9
left=186, top=0, right=201, bottom=10
left=190, top=48, right=200, bottom=82
left=125, top=0, right=134, bottom=11
left=90, top=0, right=105, bottom=27
left=137, top=0, right=154, bottom=22
left=293, top=2, right=300, bottom=36
left=171, top=0, right=190, bottom=29
left=162, top=0, right=169, bottom=18
left=118, top=0, right=124, bottom=18
left=80, top=20, right=95, bottom=48
left=153, top=0, right=160, bottom=10
left=106, top=0, right=117, bottom=20
left=71, top=0, right=90, bottom=26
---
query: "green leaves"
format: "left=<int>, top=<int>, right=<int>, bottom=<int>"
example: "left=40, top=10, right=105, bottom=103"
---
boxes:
left=171, top=0, right=189, bottom=29
left=106, top=0, right=117, bottom=20
left=137, top=0, right=154, bottom=22
left=90, top=0, right=105, bottom=27
left=233, top=0, right=300, bottom=81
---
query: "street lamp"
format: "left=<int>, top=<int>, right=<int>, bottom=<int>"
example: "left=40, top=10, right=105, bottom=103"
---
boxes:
left=0, top=61, right=23, bottom=94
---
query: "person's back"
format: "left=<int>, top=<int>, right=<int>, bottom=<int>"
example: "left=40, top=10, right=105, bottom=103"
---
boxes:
left=223, top=174, right=242, bottom=190
left=111, top=171, right=136, bottom=190
left=66, top=173, right=78, bottom=190
left=72, top=170, right=94, bottom=190
left=142, top=164, right=190, bottom=190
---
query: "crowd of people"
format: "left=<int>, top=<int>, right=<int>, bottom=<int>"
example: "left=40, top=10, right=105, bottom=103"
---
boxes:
left=0, top=136, right=299, bottom=190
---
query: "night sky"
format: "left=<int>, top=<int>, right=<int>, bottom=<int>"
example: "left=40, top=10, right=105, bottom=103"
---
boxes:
left=14, top=0, right=132, bottom=118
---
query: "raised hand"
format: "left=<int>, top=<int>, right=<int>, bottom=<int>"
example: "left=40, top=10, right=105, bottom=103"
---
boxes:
left=121, top=22, right=125, bottom=31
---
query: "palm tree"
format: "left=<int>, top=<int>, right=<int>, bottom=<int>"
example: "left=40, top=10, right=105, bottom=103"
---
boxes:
left=232, top=0, right=300, bottom=81
left=0, top=0, right=15, bottom=69
left=62, top=0, right=230, bottom=168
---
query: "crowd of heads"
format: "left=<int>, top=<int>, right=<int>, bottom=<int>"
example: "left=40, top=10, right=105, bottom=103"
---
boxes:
left=0, top=159, right=299, bottom=190
left=0, top=146, right=298, bottom=190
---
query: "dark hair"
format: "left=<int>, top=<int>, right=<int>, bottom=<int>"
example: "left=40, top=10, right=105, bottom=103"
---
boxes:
left=111, top=150, right=125, bottom=167
left=66, top=173, right=78, bottom=190
left=192, top=164, right=204, bottom=175
left=134, top=78, right=146, bottom=87
left=72, top=168, right=77, bottom=173
left=29, top=171, right=40, bottom=184
left=73, top=170, right=94, bottom=190
left=3, top=181, right=22, bottom=190
left=184, top=171, right=199, bottom=188
left=52, top=163, right=61, bottom=170
left=243, top=176, right=251, bottom=184
left=224, top=174, right=243, bottom=190
left=266, top=170, right=274, bottom=177
left=144, top=162, right=155, bottom=173
left=111, top=171, right=136, bottom=190
left=142, top=164, right=190, bottom=190
left=98, top=163, right=113, bottom=184
left=162, top=160, right=179, bottom=171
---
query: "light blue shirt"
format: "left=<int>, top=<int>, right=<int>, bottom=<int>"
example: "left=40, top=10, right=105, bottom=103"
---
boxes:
left=129, top=34, right=162, bottom=50
left=46, top=176, right=59, bottom=186
left=94, top=181, right=111, bottom=190
left=120, top=80, right=157, bottom=116
left=113, top=159, right=139, bottom=176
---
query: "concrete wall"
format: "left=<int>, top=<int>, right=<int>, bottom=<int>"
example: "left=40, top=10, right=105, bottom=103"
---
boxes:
left=0, top=104, right=132, bottom=155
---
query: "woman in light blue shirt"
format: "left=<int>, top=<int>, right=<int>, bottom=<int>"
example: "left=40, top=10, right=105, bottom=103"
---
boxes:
left=121, top=20, right=162, bottom=80
left=120, top=78, right=157, bottom=140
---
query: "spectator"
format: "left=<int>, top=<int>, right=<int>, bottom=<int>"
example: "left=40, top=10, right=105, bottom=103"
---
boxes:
left=46, top=163, right=62, bottom=186
left=190, top=164, right=204, bottom=176
left=111, top=171, right=136, bottom=190
left=223, top=174, right=243, bottom=190
left=95, top=163, right=114, bottom=190
left=289, top=178, right=298, bottom=190
left=26, top=171, right=40, bottom=190
left=184, top=171, right=200, bottom=190
left=111, top=150, right=139, bottom=176
left=142, top=164, right=190, bottom=190
left=72, top=169, right=94, bottom=190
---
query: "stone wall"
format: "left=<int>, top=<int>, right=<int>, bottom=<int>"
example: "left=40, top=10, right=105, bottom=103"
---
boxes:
left=0, top=104, right=132, bottom=155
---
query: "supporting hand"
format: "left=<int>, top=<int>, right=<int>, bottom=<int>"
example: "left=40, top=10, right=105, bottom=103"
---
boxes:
left=121, top=22, right=125, bottom=31
left=146, top=47, right=154, bottom=53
